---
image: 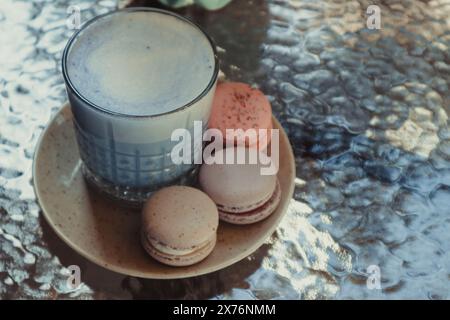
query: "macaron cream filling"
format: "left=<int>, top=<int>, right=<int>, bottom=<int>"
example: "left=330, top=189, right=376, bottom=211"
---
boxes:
left=149, top=238, right=197, bottom=256
left=220, top=181, right=281, bottom=216
left=217, top=180, right=281, bottom=224
left=143, top=232, right=214, bottom=257
left=215, top=188, right=274, bottom=214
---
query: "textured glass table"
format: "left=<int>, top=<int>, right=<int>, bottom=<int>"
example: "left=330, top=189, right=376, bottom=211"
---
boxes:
left=0, top=0, right=449, bottom=299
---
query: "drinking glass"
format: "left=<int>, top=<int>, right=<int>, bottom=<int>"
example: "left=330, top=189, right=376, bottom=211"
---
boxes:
left=61, top=8, right=219, bottom=205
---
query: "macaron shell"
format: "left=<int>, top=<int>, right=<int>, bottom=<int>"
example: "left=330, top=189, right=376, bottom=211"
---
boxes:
left=209, top=82, right=273, bottom=149
left=141, top=232, right=217, bottom=267
left=142, top=186, right=218, bottom=249
left=199, top=148, right=277, bottom=211
left=219, top=179, right=281, bottom=225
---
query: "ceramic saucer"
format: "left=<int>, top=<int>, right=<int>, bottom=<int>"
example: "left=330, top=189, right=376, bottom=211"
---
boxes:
left=33, top=103, right=295, bottom=279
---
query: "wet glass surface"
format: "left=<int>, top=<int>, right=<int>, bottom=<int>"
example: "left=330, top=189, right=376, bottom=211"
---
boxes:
left=0, top=0, right=449, bottom=299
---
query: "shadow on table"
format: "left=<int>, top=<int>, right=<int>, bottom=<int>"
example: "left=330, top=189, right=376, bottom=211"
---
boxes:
left=41, top=214, right=271, bottom=299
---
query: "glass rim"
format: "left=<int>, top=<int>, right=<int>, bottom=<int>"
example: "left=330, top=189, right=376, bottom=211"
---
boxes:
left=61, top=7, right=219, bottom=119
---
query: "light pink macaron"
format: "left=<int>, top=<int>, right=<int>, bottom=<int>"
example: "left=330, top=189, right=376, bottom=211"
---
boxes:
left=199, top=147, right=281, bottom=225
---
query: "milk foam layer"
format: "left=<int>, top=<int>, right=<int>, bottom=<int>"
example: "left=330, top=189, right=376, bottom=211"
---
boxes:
left=66, top=11, right=215, bottom=116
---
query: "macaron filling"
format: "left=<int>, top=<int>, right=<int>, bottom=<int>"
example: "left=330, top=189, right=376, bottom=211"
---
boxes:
left=142, top=232, right=215, bottom=257
left=149, top=237, right=198, bottom=256
left=215, top=188, right=275, bottom=214
left=218, top=180, right=281, bottom=223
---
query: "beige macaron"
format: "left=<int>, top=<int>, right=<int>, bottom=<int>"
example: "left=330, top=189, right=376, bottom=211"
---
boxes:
left=141, top=186, right=219, bottom=267
left=199, top=147, right=281, bottom=225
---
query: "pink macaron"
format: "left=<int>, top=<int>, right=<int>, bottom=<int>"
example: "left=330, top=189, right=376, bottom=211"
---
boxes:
left=199, top=147, right=281, bottom=225
left=208, top=82, right=273, bottom=150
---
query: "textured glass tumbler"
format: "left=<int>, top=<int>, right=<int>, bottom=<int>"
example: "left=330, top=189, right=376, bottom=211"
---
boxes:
left=61, top=8, right=218, bottom=205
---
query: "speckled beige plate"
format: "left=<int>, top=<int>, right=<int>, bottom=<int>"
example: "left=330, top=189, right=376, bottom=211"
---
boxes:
left=33, top=103, right=295, bottom=279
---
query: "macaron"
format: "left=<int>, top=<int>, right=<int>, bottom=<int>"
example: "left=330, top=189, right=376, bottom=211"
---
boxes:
left=208, top=82, right=273, bottom=150
left=199, top=148, right=281, bottom=225
left=141, top=186, right=218, bottom=267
